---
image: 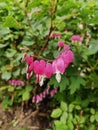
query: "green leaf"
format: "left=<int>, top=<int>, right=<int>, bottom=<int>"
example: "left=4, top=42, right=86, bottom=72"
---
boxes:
left=1, top=71, right=11, bottom=80
left=8, top=86, right=14, bottom=92
left=5, top=49, right=16, bottom=58
left=60, top=76, right=69, bottom=92
left=60, top=112, right=68, bottom=124
left=22, top=91, right=30, bottom=101
left=68, top=113, right=73, bottom=121
left=90, top=115, right=95, bottom=123
left=48, top=76, right=59, bottom=87
left=54, top=120, right=68, bottom=130
left=13, top=69, right=20, bottom=77
left=88, top=125, right=95, bottom=130
left=69, top=76, right=86, bottom=94
left=12, top=120, right=19, bottom=127
left=0, top=86, right=8, bottom=91
left=0, top=43, right=9, bottom=48
left=79, top=117, right=86, bottom=124
left=60, top=101, right=68, bottom=112
left=2, top=96, right=12, bottom=109
left=51, top=108, right=62, bottom=118
left=18, top=128, right=27, bottom=130
left=25, top=85, right=32, bottom=92
left=68, top=120, right=74, bottom=130
left=69, top=104, right=74, bottom=112
left=95, top=112, right=98, bottom=122
left=75, top=105, right=81, bottom=110
left=3, top=16, right=21, bottom=29
left=90, top=108, right=95, bottom=115
left=88, top=40, right=98, bottom=55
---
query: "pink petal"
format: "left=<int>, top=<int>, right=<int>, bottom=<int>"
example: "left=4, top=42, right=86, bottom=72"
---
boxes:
left=26, top=56, right=33, bottom=65
left=52, top=60, right=57, bottom=74
left=56, top=58, right=65, bottom=73
left=34, top=60, right=40, bottom=74
left=38, top=60, right=46, bottom=75
left=58, top=41, right=64, bottom=47
left=45, top=63, right=53, bottom=78
left=29, top=62, right=34, bottom=72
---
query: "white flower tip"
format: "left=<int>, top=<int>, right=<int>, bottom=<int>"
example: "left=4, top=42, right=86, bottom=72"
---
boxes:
left=56, top=73, right=61, bottom=83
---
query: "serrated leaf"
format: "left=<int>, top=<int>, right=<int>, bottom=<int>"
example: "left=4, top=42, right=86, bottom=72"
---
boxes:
left=60, top=101, right=68, bottom=112
left=48, top=76, right=59, bottom=87
left=51, top=108, right=62, bottom=118
left=3, top=16, right=21, bottom=29
left=69, top=76, right=86, bottom=94
left=60, top=76, right=69, bottom=92
left=5, top=49, right=16, bottom=58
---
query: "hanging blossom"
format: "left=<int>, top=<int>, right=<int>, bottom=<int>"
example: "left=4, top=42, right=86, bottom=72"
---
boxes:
left=71, top=35, right=83, bottom=43
left=9, top=79, right=24, bottom=86
left=33, top=60, right=46, bottom=86
left=32, top=86, right=57, bottom=103
left=32, top=86, right=50, bottom=103
left=22, top=41, right=74, bottom=84
left=33, top=60, right=53, bottom=86
left=52, top=45, right=74, bottom=82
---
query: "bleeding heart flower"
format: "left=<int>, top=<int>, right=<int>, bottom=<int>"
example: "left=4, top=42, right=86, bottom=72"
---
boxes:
left=34, top=60, right=46, bottom=86
left=45, top=62, right=53, bottom=78
left=52, top=58, right=65, bottom=82
left=60, top=50, right=74, bottom=66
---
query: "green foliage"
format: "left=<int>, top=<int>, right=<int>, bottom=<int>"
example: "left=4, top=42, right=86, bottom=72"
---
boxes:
left=69, top=76, right=86, bottom=94
left=51, top=101, right=98, bottom=130
left=51, top=108, right=62, bottom=118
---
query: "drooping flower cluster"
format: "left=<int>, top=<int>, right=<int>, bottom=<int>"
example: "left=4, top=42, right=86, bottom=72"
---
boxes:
left=32, top=86, right=57, bottom=103
left=23, top=43, right=74, bottom=86
left=9, top=79, right=24, bottom=86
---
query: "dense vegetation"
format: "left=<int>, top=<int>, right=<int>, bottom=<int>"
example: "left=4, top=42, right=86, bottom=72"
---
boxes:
left=0, top=0, right=98, bottom=129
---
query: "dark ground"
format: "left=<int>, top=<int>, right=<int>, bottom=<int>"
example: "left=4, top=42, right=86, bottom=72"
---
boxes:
left=0, top=102, right=53, bottom=130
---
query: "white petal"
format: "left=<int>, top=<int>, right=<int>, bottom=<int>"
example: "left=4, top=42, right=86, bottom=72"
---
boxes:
left=56, top=73, right=61, bottom=83
left=39, top=76, right=45, bottom=86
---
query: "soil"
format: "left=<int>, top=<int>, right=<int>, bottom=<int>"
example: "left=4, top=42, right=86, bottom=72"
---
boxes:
left=0, top=101, right=53, bottom=130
